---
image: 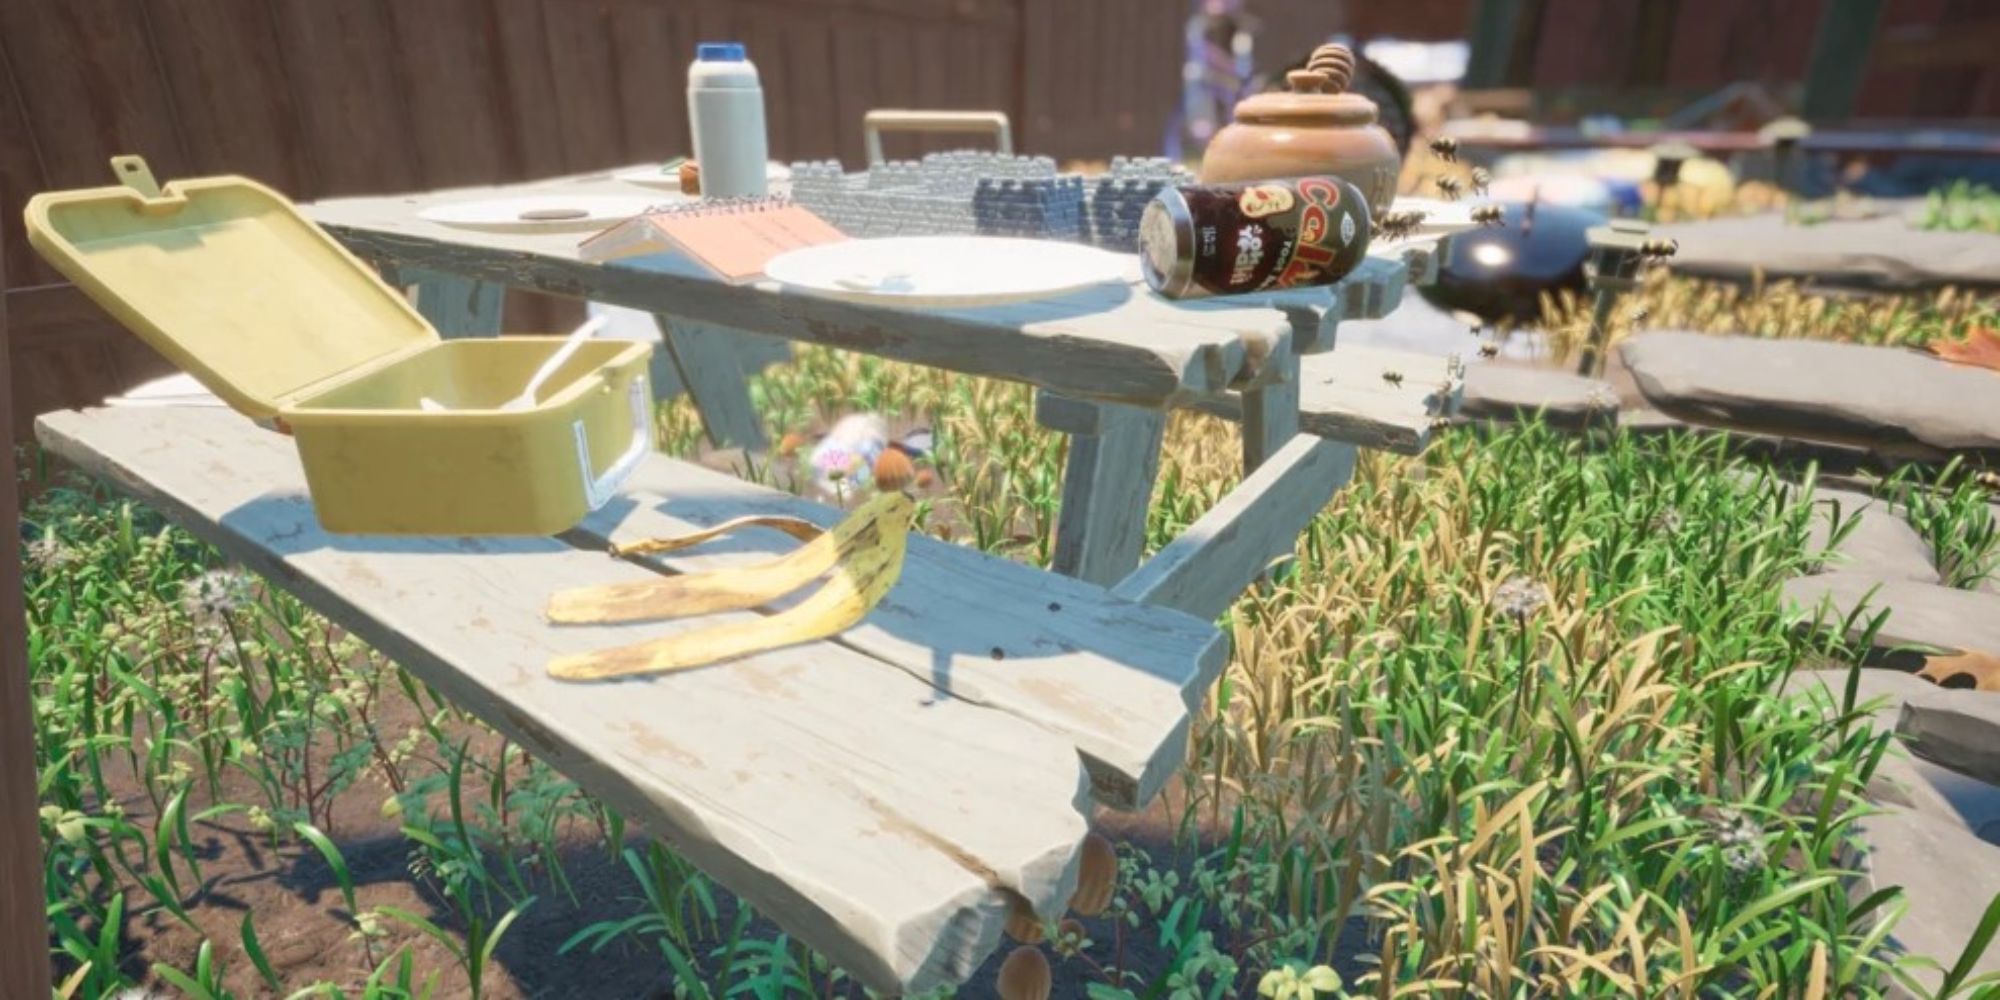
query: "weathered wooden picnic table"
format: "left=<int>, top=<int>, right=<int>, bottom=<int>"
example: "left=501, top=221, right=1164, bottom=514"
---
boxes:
left=300, top=168, right=1465, bottom=595
left=35, top=165, right=1464, bottom=995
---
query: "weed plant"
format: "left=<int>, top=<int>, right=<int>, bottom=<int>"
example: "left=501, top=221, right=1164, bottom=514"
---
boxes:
left=22, top=342, right=2000, bottom=997
left=1919, top=182, right=2000, bottom=235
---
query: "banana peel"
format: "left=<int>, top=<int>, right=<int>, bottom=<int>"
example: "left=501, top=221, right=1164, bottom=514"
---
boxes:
left=546, top=492, right=914, bottom=681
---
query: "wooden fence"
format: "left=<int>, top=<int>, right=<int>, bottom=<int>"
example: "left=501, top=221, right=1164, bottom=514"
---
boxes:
left=0, top=0, right=1210, bottom=435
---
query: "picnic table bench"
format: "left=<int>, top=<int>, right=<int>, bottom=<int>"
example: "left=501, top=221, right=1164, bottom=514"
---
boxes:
left=36, top=164, right=1464, bottom=995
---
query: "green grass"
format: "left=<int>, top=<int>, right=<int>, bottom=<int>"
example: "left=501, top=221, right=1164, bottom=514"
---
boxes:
left=1919, top=182, right=2000, bottom=235
left=20, top=345, right=2000, bottom=997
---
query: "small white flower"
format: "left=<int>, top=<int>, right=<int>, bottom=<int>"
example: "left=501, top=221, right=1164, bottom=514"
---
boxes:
left=24, top=535, right=76, bottom=572
left=180, top=569, right=253, bottom=625
left=1490, top=575, right=1551, bottom=622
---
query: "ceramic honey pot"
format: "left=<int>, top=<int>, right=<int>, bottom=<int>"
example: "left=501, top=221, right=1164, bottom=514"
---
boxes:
left=1198, top=43, right=1402, bottom=213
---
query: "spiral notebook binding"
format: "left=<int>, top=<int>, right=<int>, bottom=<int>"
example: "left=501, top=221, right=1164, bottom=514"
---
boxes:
left=640, top=194, right=797, bottom=218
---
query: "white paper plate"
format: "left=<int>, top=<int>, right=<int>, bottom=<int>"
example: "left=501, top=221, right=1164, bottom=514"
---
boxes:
left=764, top=236, right=1134, bottom=307
left=418, top=195, right=662, bottom=234
left=614, top=162, right=794, bottom=191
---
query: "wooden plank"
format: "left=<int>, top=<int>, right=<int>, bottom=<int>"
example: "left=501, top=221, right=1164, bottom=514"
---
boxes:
left=303, top=176, right=1261, bottom=408
left=652, top=317, right=771, bottom=451
left=606, top=2, right=687, bottom=164
left=1043, top=395, right=1166, bottom=587
left=1191, top=345, right=1464, bottom=455
left=6, top=285, right=175, bottom=435
left=487, top=0, right=568, bottom=179
left=266, top=0, right=424, bottom=193
left=831, top=17, right=878, bottom=166
left=0, top=216, right=51, bottom=1000
left=783, top=12, right=841, bottom=161
left=571, top=453, right=1229, bottom=811
left=402, top=269, right=506, bottom=339
left=1802, top=0, right=1885, bottom=122
left=0, top=36, right=58, bottom=290
left=0, top=0, right=193, bottom=186
left=384, top=0, right=514, bottom=190
left=36, top=405, right=1093, bottom=997
left=132, top=0, right=316, bottom=192
left=540, top=1, right=628, bottom=172
left=1242, top=352, right=1302, bottom=473
left=1114, top=435, right=1358, bottom=622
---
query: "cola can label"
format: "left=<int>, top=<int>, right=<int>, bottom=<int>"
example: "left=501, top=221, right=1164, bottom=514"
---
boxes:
left=1139, top=176, right=1373, bottom=300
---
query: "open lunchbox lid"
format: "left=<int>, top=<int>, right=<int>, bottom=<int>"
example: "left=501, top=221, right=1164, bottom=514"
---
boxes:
left=22, top=155, right=440, bottom=420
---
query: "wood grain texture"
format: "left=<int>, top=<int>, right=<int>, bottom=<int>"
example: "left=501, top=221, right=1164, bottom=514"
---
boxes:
left=36, top=405, right=1091, bottom=996
left=1191, top=345, right=1465, bottom=456
left=1045, top=399, right=1166, bottom=587
left=132, top=0, right=316, bottom=193
left=302, top=172, right=1339, bottom=408
left=653, top=318, right=771, bottom=451
left=402, top=269, right=507, bottom=339
left=568, top=453, right=1228, bottom=811
left=1242, top=352, right=1303, bottom=474
left=0, top=225, right=51, bottom=1000
left=1113, top=435, right=1359, bottom=622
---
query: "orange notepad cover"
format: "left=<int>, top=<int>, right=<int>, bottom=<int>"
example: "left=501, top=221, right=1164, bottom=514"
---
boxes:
left=579, top=197, right=848, bottom=283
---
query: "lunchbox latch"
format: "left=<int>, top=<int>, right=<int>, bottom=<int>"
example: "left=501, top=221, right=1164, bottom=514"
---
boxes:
left=110, top=155, right=187, bottom=214
left=112, top=155, right=161, bottom=197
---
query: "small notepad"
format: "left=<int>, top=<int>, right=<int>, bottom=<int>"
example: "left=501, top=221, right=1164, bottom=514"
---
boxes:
left=579, top=197, right=848, bottom=283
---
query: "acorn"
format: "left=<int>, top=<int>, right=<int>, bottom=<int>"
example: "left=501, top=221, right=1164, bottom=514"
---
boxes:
left=1067, top=832, right=1117, bottom=917
left=996, top=946, right=1052, bottom=1000
left=872, top=445, right=918, bottom=492
left=1004, top=894, right=1045, bottom=944
left=679, top=160, right=701, bottom=195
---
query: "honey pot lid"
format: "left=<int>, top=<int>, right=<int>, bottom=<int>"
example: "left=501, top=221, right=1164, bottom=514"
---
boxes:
left=1230, top=44, right=1378, bottom=127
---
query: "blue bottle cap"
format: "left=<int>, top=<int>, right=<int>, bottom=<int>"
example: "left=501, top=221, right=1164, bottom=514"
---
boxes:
left=697, top=42, right=746, bottom=62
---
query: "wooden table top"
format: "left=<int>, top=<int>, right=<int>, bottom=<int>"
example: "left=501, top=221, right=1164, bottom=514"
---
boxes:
left=304, top=166, right=1445, bottom=410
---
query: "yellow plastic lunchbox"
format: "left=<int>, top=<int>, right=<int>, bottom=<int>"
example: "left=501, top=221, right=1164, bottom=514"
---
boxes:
left=24, top=155, right=656, bottom=537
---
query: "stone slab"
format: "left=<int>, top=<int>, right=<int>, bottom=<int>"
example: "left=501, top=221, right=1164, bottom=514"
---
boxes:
left=1782, top=572, right=2000, bottom=662
left=1792, top=485, right=1941, bottom=585
left=1620, top=331, right=2000, bottom=465
left=1457, top=363, right=1618, bottom=431
left=1655, top=212, right=2000, bottom=294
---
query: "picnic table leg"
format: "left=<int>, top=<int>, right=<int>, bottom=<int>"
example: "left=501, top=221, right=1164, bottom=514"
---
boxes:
left=651, top=317, right=770, bottom=452
left=1, top=240, right=52, bottom=1000
left=1115, top=434, right=1356, bottom=622
left=1037, top=392, right=1166, bottom=586
left=384, top=265, right=505, bottom=339
left=1240, top=352, right=1303, bottom=474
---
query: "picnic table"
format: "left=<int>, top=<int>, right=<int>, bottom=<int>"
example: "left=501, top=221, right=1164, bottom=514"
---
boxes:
left=36, top=164, right=1464, bottom=995
left=300, top=167, right=1463, bottom=590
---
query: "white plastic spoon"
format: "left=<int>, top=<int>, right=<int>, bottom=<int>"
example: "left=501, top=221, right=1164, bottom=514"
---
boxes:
left=419, top=314, right=609, bottom=413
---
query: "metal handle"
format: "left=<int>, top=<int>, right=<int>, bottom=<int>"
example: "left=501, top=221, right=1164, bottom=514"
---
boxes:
left=863, top=110, right=1013, bottom=166
left=574, top=376, right=653, bottom=511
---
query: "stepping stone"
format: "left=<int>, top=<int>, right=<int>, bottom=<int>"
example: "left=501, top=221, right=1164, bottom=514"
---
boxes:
left=1619, top=332, right=2000, bottom=465
left=1457, top=364, right=1618, bottom=431
left=1790, top=485, right=1941, bottom=585
left=1793, top=668, right=2000, bottom=994
left=1793, top=668, right=2000, bottom=843
left=1850, top=804, right=2000, bottom=995
left=1896, top=684, right=2000, bottom=787
left=1654, top=212, right=2000, bottom=294
left=1782, top=573, right=2000, bottom=663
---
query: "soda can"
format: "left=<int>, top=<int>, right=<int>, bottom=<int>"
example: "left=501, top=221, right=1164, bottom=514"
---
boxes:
left=1138, top=176, right=1373, bottom=300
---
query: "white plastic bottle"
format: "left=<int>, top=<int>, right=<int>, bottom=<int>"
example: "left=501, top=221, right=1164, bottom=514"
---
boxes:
left=686, top=42, right=769, bottom=200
